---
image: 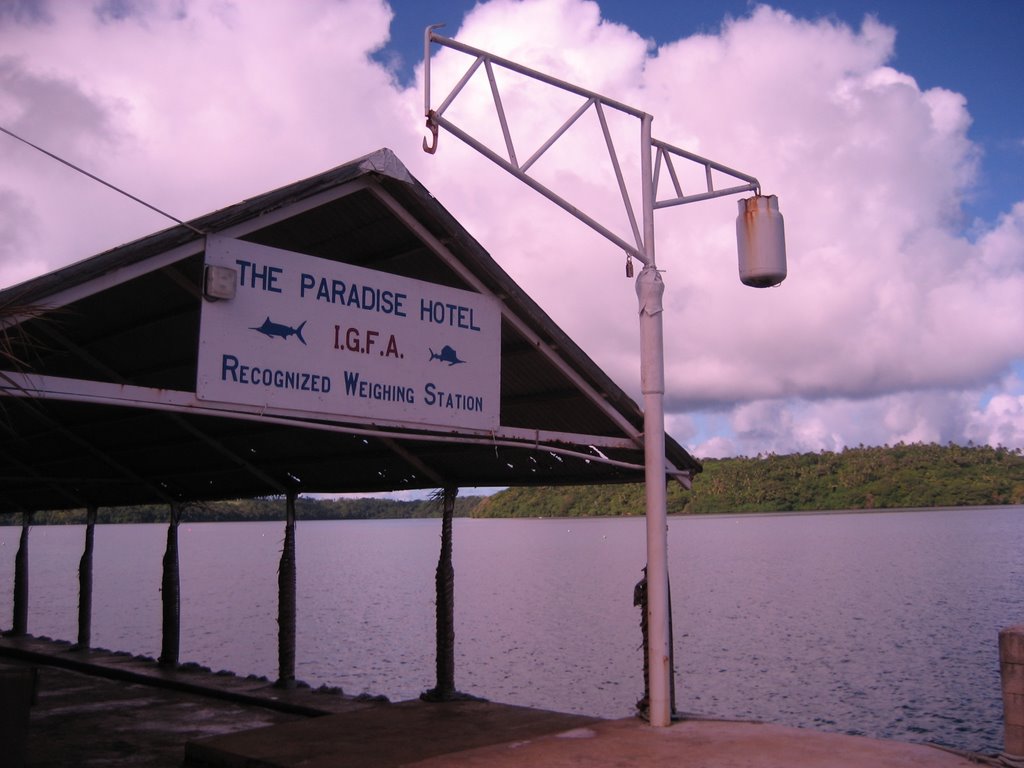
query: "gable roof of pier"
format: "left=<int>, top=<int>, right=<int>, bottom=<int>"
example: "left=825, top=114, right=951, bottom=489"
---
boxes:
left=0, top=149, right=699, bottom=514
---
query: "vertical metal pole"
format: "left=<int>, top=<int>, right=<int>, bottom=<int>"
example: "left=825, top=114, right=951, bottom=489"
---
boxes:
left=637, top=112, right=673, bottom=727
left=424, top=26, right=435, bottom=117
left=159, top=502, right=181, bottom=667
left=277, top=490, right=297, bottom=688
left=76, top=504, right=98, bottom=649
left=10, top=511, right=30, bottom=636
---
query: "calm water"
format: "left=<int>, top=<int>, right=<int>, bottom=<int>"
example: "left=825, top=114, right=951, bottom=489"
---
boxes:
left=1, top=506, right=1021, bottom=754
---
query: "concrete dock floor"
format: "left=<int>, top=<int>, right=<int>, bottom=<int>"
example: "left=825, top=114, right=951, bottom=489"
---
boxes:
left=187, top=701, right=992, bottom=768
left=1, top=634, right=1000, bottom=768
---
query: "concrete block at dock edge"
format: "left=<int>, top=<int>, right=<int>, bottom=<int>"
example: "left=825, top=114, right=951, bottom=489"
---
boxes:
left=1006, top=694, right=1024, bottom=726
left=1001, top=627, right=1024, bottom=658
left=1005, top=723, right=1024, bottom=755
left=1002, top=627, right=1024, bottom=696
left=1004, top=665, right=1024, bottom=696
left=1002, top=627, right=1024, bottom=756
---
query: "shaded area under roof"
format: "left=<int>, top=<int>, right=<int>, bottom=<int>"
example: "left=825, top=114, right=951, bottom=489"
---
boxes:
left=0, top=149, right=698, bottom=515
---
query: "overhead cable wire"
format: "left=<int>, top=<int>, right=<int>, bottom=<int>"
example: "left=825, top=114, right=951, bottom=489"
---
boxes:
left=0, top=124, right=206, bottom=236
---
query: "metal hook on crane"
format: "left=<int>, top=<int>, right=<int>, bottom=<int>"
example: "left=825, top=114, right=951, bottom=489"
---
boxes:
left=423, top=110, right=439, bottom=154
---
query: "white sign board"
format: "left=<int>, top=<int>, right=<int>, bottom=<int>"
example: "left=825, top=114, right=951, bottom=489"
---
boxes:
left=197, top=237, right=501, bottom=430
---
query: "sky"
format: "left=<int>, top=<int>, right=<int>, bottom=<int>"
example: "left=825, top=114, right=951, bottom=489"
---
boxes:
left=1, top=0, right=1023, bottom=463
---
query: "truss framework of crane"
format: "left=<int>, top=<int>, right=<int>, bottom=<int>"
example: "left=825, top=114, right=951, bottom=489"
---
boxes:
left=423, top=26, right=760, bottom=267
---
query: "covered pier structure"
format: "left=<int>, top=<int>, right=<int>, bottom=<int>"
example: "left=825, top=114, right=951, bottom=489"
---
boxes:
left=0, top=148, right=699, bottom=696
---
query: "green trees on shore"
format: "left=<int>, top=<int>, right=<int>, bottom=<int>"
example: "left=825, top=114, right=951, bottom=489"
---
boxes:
left=471, top=442, right=1024, bottom=517
left=9, top=442, right=1023, bottom=525
left=18, top=494, right=483, bottom=526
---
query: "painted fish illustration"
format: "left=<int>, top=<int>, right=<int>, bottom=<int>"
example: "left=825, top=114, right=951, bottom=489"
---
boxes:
left=250, top=317, right=307, bottom=345
left=429, top=345, right=465, bottom=366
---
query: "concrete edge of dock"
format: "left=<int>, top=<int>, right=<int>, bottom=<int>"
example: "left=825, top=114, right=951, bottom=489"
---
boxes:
left=1, top=634, right=1005, bottom=768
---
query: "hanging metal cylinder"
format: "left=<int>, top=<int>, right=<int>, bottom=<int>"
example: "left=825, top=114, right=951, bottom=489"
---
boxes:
left=736, top=194, right=787, bottom=288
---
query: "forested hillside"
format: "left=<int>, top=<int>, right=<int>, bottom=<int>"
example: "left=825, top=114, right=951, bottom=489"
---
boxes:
left=9, top=443, right=1023, bottom=525
left=472, top=443, right=1024, bottom=517
left=21, top=494, right=483, bottom=525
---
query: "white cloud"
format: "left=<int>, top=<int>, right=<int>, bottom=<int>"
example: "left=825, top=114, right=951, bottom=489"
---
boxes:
left=967, top=394, right=1024, bottom=449
left=416, top=2, right=1024, bottom=455
left=690, top=376, right=1024, bottom=458
left=1, top=0, right=1022, bottom=456
left=0, top=0, right=410, bottom=285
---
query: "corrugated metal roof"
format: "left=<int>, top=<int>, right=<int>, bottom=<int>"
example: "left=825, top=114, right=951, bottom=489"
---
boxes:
left=0, top=149, right=699, bottom=514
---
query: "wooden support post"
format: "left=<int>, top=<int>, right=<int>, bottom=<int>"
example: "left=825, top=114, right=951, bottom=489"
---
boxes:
left=8, top=512, right=31, bottom=636
left=422, top=487, right=458, bottom=701
left=75, top=504, right=98, bottom=650
left=276, top=490, right=297, bottom=688
left=158, top=503, right=182, bottom=667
